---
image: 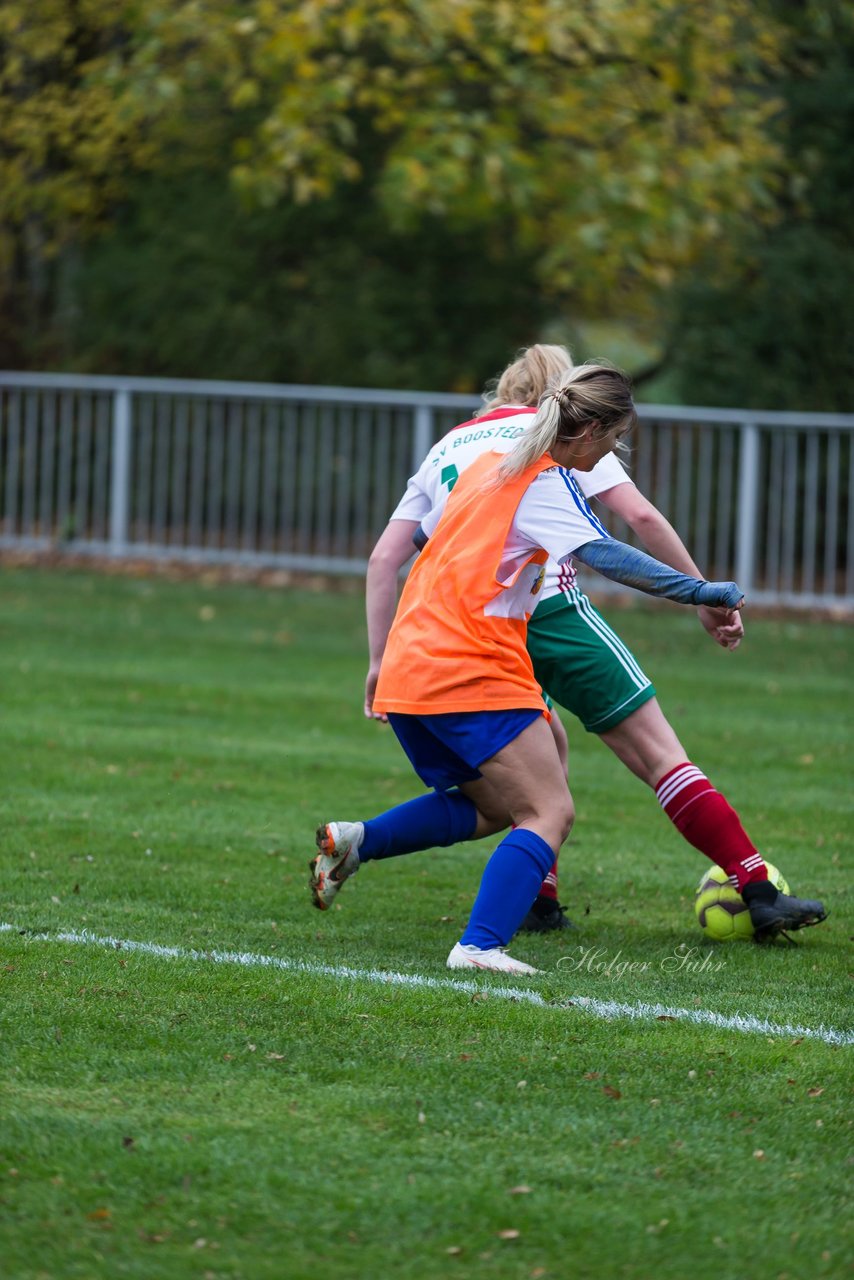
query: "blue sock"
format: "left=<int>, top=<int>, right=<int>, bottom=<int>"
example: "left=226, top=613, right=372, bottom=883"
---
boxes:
left=359, top=790, right=478, bottom=862
left=461, top=828, right=556, bottom=949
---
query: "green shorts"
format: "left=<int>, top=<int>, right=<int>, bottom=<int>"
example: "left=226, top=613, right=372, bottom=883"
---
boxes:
left=526, top=589, right=656, bottom=734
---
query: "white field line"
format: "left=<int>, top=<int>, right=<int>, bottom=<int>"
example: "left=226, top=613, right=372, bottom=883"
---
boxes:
left=2, top=922, right=852, bottom=1047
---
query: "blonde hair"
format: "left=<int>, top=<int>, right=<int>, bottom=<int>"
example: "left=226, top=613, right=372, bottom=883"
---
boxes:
left=478, top=343, right=573, bottom=415
left=497, top=362, right=637, bottom=481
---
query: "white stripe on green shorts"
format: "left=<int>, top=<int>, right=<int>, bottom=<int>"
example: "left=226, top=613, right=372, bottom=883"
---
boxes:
left=570, top=590, right=651, bottom=689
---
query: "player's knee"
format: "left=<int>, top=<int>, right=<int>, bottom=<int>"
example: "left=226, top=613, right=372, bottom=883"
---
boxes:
left=539, top=793, right=574, bottom=847
left=556, top=794, right=575, bottom=844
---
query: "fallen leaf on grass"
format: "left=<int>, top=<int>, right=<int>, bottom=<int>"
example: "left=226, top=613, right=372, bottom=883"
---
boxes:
left=497, top=1229, right=520, bottom=1240
left=138, top=1229, right=169, bottom=1244
left=508, top=1186, right=531, bottom=1195
left=603, top=1086, right=622, bottom=1100
left=807, top=1087, right=824, bottom=1097
left=87, top=1208, right=111, bottom=1221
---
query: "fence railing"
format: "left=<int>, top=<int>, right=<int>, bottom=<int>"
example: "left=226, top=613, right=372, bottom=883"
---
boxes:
left=1, top=371, right=853, bottom=610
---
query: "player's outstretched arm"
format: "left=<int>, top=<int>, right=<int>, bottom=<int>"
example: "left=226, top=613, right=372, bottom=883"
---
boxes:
left=364, top=519, right=420, bottom=720
left=572, top=537, right=745, bottom=610
left=595, top=482, right=744, bottom=649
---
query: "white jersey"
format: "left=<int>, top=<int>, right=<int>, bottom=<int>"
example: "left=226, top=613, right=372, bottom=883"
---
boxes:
left=391, top=406, right=632, bottom=599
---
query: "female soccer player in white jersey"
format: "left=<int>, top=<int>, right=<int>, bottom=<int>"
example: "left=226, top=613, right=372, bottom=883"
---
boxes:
left=309, top=352, right=827, bottom=966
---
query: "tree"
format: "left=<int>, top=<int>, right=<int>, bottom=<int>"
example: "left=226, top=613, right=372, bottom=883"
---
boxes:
left=225, top=0, right=785, bottom=313
left=68, top=169, right=547, bottom=388
left=667, top=0, right=854, bottom=410
left=1, top=0, right=788, bottom=378
left=0, top=0, right=169, bottom=362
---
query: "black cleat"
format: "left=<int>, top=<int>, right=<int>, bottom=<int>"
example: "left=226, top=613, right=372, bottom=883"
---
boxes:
left=518, top=898, right=577, bottom=934
left=749, top=892, right=828, bottom=943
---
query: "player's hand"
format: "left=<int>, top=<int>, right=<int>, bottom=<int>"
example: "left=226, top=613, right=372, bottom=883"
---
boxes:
left=698, top=603, right=744, bottom=650
left=364, top=667, right=388, bottom=721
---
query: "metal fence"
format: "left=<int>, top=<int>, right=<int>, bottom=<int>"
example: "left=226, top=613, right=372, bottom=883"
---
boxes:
left=1, top=371, right=853, bottom=610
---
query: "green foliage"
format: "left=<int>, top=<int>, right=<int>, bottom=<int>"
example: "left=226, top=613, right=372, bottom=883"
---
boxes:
left=1, top=0, right=788, bottom=377
left=3, top=1, right=850, bottom=404
left=66, top=171, right=545, bottom=388
left=668, top=229, right=854, bottom=411
left=668, top=0, right=854, bottom=410
left=223, top=0, right=784, bottom=308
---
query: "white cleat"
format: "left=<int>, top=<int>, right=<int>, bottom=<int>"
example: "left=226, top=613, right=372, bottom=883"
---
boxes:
left=308, top=821, right=364, bottom=910
left=446, top=942, right=540, bottom=975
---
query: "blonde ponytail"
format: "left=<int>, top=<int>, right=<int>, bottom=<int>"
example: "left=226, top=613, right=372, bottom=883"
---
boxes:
left=496, top=362, right=636, bottom=482
left=478, top=343, right=573, bottom=415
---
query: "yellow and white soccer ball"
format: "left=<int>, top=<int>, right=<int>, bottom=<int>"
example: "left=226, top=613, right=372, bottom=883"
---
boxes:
left=694, top=862, right=790, bottom=941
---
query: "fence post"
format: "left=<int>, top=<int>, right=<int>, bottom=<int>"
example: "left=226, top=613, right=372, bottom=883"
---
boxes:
left=735, top=421, right=759, bottom=597
left=109, top=387, right=132, bottom=554
left=412, top=405, right=433, bottom=473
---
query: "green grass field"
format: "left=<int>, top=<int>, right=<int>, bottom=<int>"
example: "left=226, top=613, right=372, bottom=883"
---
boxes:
left=1, top=567, right=851, bottom=1280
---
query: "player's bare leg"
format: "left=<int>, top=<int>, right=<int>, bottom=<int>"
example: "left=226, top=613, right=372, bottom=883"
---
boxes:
left=597, top=697, right=685, bottom=785
left=599, top=698, right=827, bottom=939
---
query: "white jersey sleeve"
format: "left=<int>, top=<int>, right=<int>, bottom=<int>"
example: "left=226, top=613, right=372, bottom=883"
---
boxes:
left=389, top=454, right=436, bottom=523
left=485, top=466, right=613, bottom=617
left=419, top=499, right=444, bottom=541
left=509, top=467, right=611, bottom=566
left=574, top=451, right=632, bottom=499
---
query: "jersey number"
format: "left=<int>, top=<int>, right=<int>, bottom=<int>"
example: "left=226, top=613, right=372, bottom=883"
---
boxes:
left=441, top=464, right=459, bottom=492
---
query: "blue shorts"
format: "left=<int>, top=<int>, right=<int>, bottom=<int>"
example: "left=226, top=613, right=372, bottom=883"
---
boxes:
left=387, top=708, right=543, bottom=792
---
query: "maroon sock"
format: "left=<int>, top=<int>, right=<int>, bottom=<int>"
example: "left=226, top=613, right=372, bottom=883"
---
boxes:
left=655, top=763, right=766, bottom=891
left=538, top=859, right=559, bottom=901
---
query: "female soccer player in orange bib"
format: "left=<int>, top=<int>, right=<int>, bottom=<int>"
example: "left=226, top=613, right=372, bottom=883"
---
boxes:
left=313, top=363, right=823, bottom=972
